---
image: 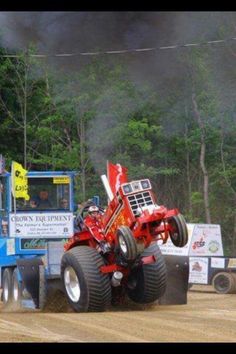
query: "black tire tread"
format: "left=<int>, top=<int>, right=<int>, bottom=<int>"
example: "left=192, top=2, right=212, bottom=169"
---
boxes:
left=62, top=246, right=111, bottom=312
left=212, top=272, right=236, bottom=294
left=11, top=267, right=22, bottom=310
left=117, top=226, right=138, bottom=261
left=127, top=242, right=167, bottom=304
left=169, top=214, right=188, bottom=247
left=2, top=268, right=13, bottom=305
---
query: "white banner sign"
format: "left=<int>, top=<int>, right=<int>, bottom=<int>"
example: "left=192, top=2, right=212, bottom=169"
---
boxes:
left=9, top=212, right=74, bottom=238
left=189, top=224, right=223, bottom=256
left=211, top=257, right=225, bottom=268
left=189, top=257, right=209, bottom=284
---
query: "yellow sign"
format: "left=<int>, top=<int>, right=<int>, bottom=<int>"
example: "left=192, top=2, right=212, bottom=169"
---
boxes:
left=228, top=258, right=236, bottom=268
left=11, top=161, right=30, bottom=201
left=53, top=177, right=70, bottom=184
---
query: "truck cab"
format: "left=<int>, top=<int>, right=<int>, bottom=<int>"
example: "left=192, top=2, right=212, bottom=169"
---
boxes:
left=0, top=170, right=76, bottom=306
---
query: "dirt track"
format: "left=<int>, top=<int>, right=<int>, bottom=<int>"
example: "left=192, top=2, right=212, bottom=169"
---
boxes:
left=0, top=285, right=236, bottom=342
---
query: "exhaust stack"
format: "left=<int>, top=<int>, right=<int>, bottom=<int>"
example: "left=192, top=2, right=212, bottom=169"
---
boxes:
left=101, top=174, right=114, bottom=202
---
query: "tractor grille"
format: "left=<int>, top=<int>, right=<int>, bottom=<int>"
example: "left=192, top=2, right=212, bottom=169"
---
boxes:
left=128, top=191, right=154, bottom=216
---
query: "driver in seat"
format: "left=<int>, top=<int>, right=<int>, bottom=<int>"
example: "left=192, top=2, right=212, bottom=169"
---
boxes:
left=84, top=205, right=110, bottom=253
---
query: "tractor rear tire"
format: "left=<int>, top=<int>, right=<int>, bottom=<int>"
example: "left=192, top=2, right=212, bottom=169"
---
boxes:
left=2, top=268, right=13, bottom=305
left=61, top=246, right=111, bottom=312
left=126, top=242, right=167, bottom=304
left=117, top=226, right=138, bottom=261
left=212, top=272, right=236, bottom=294
left=169, top=214, right=188, bottom=247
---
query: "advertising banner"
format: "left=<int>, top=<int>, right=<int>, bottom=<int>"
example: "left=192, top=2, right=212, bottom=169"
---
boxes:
left=189, top=224, right=223, bottom=256
left=9, top=212, right=74, bottom=238
left=20, top=238, right=69, bottom=250
left=189, top=257, right=209, bottom=284
left=11, top=161, right=30, bottom=201
left=228, top=258, right=236, bottom=268
left=211, top=257, right=225, bottom=268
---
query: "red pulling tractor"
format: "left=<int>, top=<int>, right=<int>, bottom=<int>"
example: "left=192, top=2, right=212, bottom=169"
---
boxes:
left=60, top=168, right=188, bottom=312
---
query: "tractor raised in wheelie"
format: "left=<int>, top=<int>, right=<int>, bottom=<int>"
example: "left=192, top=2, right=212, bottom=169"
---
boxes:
left=60, top=167, right=189, bottom=312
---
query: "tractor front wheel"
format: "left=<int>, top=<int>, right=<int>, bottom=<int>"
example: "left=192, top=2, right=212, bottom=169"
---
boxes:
left=168, top=214, right=188, bottom=247
left=126, top=242, right=167, bottom=304
left=117, top=226, right=138, bottom=261
left=61, top=246, right=111, bottom=312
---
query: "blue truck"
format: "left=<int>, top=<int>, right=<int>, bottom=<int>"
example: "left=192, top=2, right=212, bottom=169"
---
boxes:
left=0, top=168, right=77, bottom=310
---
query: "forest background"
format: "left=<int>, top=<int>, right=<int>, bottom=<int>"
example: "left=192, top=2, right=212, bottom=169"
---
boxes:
left=0, top=12, right=235, bottom=254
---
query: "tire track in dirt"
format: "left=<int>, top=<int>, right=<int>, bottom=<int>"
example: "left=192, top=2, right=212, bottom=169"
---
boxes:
left=0, top=287, right=236, bottom=342
left=0, top=317, right=81, bottom=342
left=45, top=313, right=147, bottom=342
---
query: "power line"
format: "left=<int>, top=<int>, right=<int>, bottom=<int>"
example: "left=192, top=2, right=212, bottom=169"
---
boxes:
left=0, top=37, right=236, bottom=58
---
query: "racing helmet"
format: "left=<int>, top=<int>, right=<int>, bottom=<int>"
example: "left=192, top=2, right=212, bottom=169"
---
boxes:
left=88, top=205, right=99, bottom=214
